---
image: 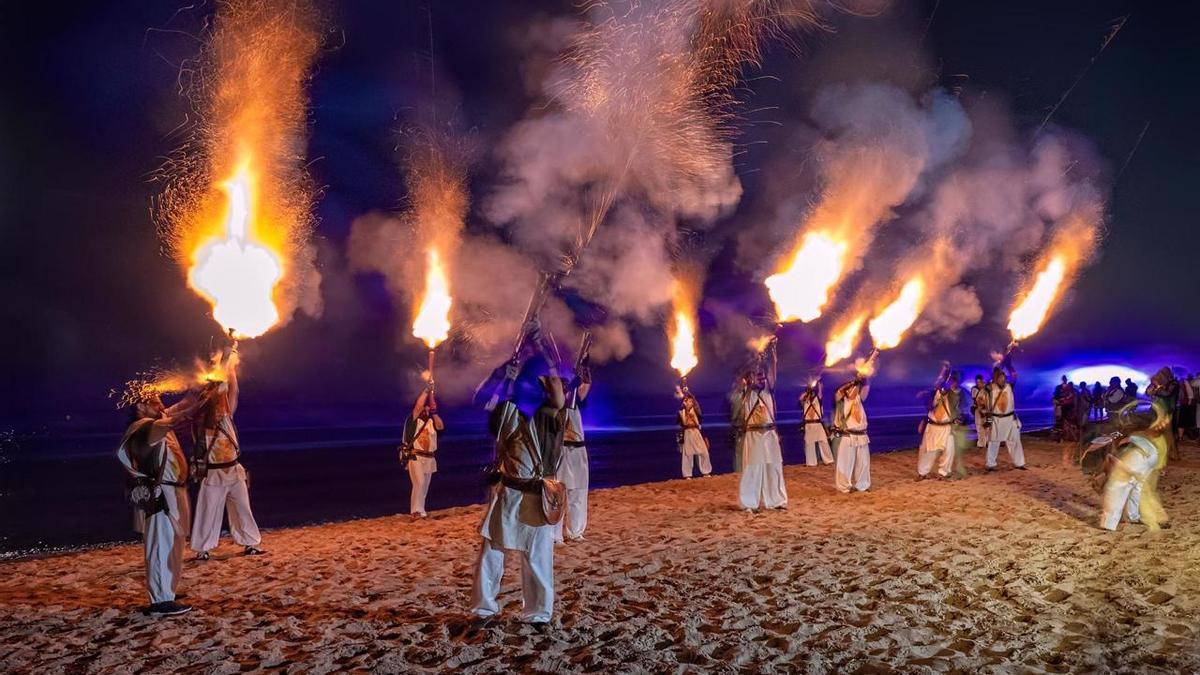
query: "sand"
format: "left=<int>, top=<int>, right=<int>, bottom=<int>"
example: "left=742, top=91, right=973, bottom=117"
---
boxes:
left=2, top=438, right=1199, bottom=673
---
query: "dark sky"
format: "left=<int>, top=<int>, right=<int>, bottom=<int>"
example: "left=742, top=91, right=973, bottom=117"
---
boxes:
left=1, top=0, right=1197, bottom=428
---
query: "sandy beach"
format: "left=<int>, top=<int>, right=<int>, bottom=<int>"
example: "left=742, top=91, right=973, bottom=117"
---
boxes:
left=2, top=437, right=1198, bottom=673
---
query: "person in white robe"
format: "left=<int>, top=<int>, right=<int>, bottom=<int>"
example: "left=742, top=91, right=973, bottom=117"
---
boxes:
left=730, top=342, right=787, bottom=512
left=798, top=381, right=833, bottom=467
left=833, top=377, right=871, bottom=493
left=117, top=388, right=209, bottom=616
left=403, top=383, right=444, bottom=518
left=471, top=350, right=564, bottom=624
left=677, top=390, right=712, bottom=479
left=985, top=364, right=1027, bottom=471
left=190, top=340, right=266, bottom=559
left=971, top=375, right=990, bottom=448
left=1099, top=400, right=1171, bottom=531
left=917, top=374, right=956, bottom=480
left=555, top=362, right=591, bottom=542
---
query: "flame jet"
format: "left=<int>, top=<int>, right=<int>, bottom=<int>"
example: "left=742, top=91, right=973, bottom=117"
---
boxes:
left=413, top=249, right=453, bottom=350
left=1008, top=215, right=1099, bottom=342
left=157, top=0, right=324, bottom=339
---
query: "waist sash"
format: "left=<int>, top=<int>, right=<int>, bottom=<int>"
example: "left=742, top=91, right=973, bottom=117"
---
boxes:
left=563, top=440, right=586, bottom=448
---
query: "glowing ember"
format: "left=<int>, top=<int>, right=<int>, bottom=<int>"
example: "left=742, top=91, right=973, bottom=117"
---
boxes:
left=764, top=231, right=848, bottom=323
left=824, top=313, right=866, bottom=367
left=868, top=278, right=925, bottom=350
left=413, top=248, right=453, bottom=349
left=747, top=335, right=775, bottom=353
left=188, top=166, right=283, bottom=339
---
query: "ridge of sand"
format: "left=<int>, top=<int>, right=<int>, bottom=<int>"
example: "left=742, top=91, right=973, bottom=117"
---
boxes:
left=2, top=439, right=1198, bottom=673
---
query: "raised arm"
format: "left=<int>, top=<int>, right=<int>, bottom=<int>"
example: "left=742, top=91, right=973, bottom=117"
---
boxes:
left=412, top=388, right=430, bottom=420
left=218, top=341, right=240, bottom=414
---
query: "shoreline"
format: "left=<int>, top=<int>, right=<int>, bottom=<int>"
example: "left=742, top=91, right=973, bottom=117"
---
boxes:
left=2, top=438, right=1198, bottom=672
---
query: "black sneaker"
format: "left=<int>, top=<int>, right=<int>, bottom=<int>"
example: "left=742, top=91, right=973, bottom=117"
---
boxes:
left=195, top=551, right=210, bottom=561
left=149, top=601, right=192, bottom=616
left=244, top=546, right=266, bottom=556
left=1015, top=465, right=1028, bottom=471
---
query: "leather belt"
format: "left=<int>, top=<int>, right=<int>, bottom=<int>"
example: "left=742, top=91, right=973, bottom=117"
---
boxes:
left=991, top=412, right=1015, bottom=418
left=207, top=459, right=240, bottom=470
left=163, top=480, right=186, bottom=488
left=501, top=475, right=543, bottom=493
left=743, top=424, right=776, bottom=431
left=414, top=451, right=436, bottom=458
left=925, top=419, right=952, bottom=426
left=564, top=440, right=586, bottom=448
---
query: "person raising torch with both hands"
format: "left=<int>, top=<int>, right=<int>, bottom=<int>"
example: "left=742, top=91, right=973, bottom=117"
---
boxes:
left=985, top=358, right=1026, bottom=471
left=471, top=319, right=565, bottom=625
left=401, top=381, right=444, bottom=519
left=190, top=338, right=267, bottom=560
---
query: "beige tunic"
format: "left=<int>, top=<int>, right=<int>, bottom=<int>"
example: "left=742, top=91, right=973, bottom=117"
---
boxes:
left=479, top=402, right=557, bottom=554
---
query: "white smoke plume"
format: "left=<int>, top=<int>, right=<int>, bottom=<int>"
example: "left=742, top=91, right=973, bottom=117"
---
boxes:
left=738, top=82, right=971, bottom=281
left=485, top=0, right=857, bottom=358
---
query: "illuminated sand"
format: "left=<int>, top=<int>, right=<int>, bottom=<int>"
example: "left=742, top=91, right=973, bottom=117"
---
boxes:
left=2, top=439, right=1198, bottom=672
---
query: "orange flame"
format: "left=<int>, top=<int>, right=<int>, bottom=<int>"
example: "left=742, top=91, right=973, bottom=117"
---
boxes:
left=868, top=278, right=925, bottom=350
left=824, top=313, right=866, bottom=367
left=669, top=310, right=699, bottom=377
left=188, top=164, right=284, bottom=339
left=413, top=248, right=453, bottom=349
left=764, top=231, right=848, bottom=323
left=668, top=279, right=700, bottom=377
left=1007, top=216, right=1099, bottom=342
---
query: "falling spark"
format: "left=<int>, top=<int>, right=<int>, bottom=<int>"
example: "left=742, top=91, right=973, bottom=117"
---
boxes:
left=764, top=231, right=848, bottom=323
left=1007, top=215, right=1099, bottom=342
left=824, top=313, right=866, bottom=367
left=868, top=278, right=925, bottom=350
left=413, top=248, right=453, bottom=349
left=188, top=165, right=283, bottom=338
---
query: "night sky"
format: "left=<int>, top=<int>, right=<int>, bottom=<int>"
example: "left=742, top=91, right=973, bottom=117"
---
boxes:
left=2, top=1, right=1198, bottom=429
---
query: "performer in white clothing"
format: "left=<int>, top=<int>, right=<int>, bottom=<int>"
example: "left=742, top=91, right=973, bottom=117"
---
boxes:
left=971, top=375, right=990, bottom=448
left=555, top=354, right=592, bottom=542
left=798, top=381, right=833, bottom=466
left=401, top=382, right=443, bottom=518
left=833, top=376, right=871, bottom=493
left=471, top=333, right=564, bottom=624
left=984, top=361, right=1027, bottom=471
left=917, top=364, right=956, bottom=480
left=730, top=340, right=787, bottom=511
left=677, top=389, right=712, bottom=478
left=1098, top=400, right=1171, bottom=531
left=190, top=339, right=266, bottom=559
left=117, top=387, right=210, bottom=616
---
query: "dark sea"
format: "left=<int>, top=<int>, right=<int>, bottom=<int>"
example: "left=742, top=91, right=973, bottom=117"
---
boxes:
left=0, top=394, right=1054, bottom=558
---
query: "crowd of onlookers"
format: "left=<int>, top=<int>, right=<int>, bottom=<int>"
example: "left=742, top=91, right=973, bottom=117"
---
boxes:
left=1051, top=369, right=1200, bottom=444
